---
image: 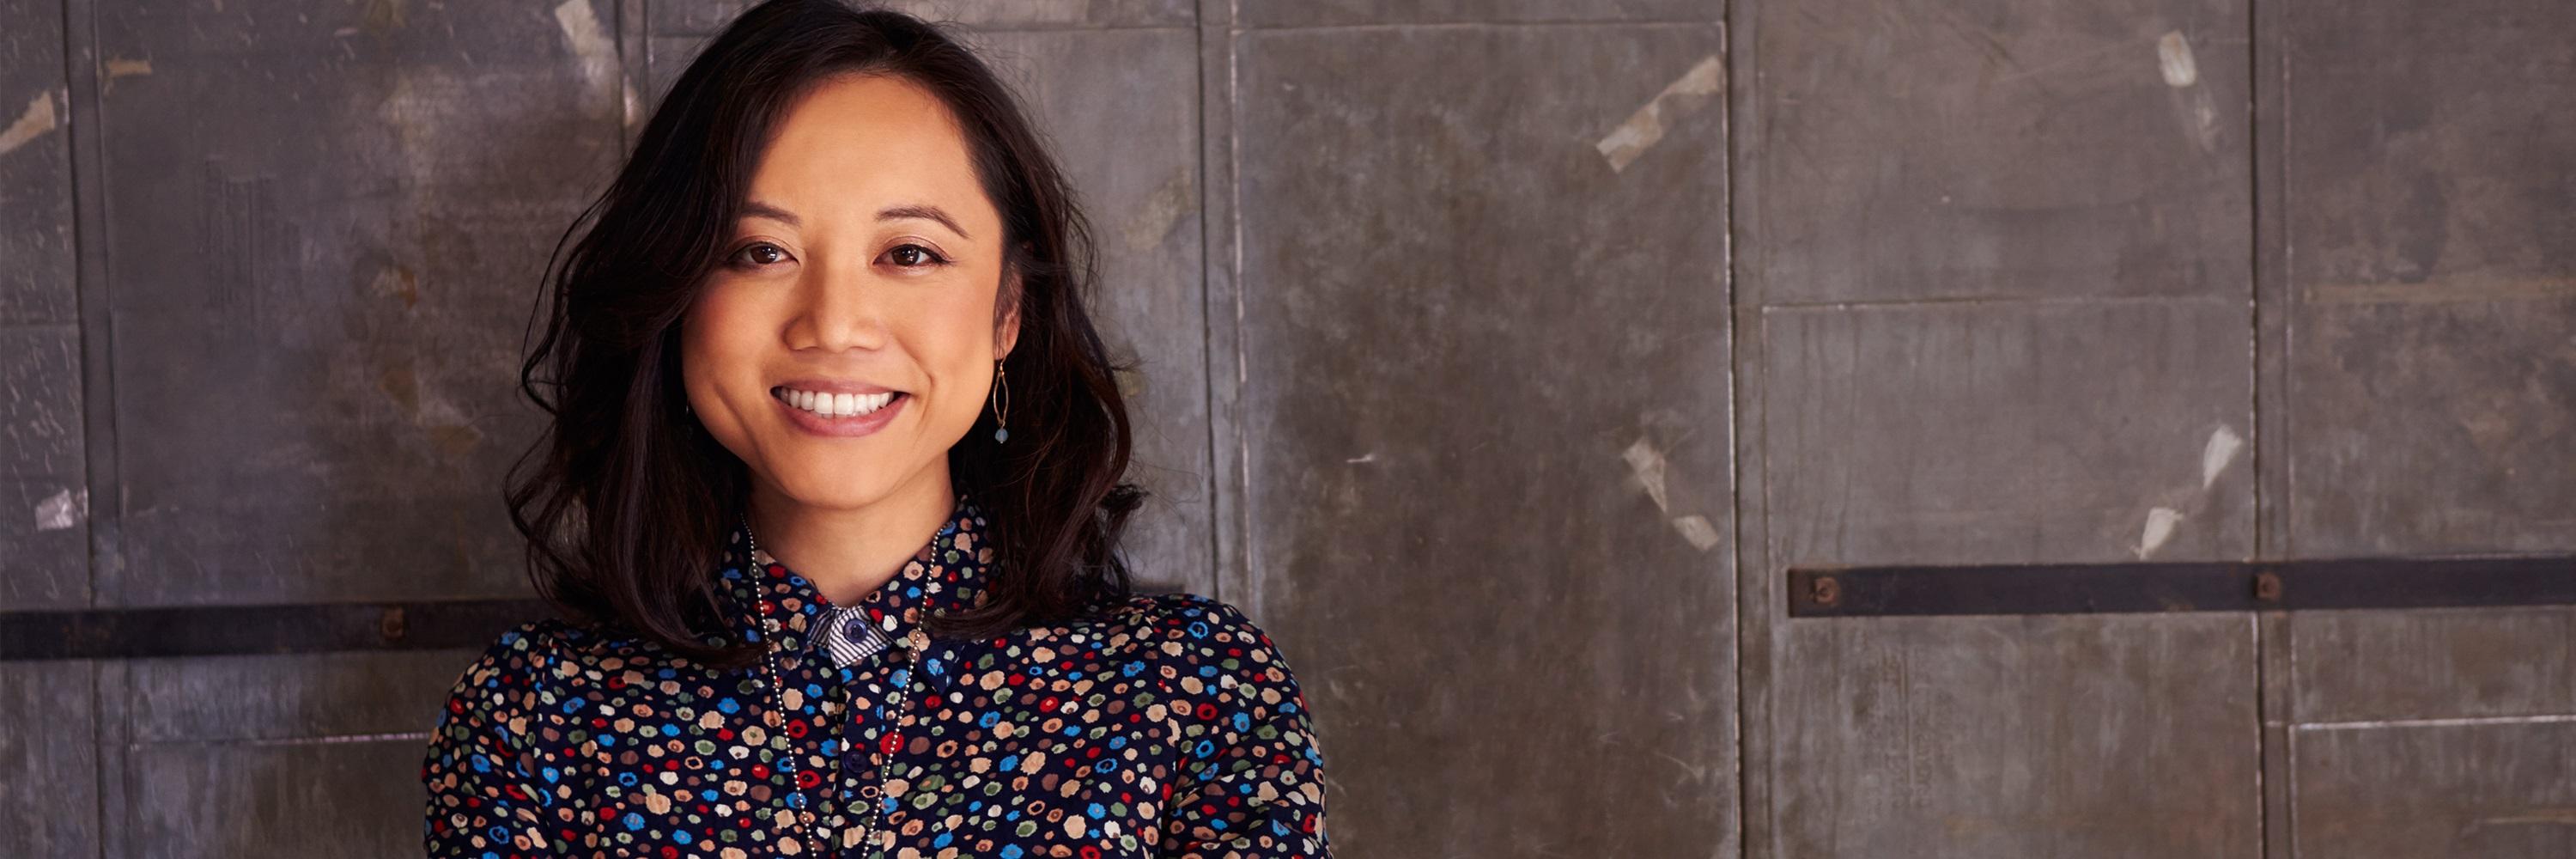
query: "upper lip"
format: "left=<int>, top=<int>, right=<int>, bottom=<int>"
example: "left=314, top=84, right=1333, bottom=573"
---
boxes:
left=773, top=379, right=903, bottom=395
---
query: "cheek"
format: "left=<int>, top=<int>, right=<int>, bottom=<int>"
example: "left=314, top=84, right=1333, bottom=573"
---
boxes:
left=680, top=288, right=764, bottom=399
left=916, top=295, right=1002, bottom=420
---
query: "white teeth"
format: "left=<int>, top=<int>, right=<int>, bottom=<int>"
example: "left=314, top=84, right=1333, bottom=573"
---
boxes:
left=776, top=387, right=896, bottom=418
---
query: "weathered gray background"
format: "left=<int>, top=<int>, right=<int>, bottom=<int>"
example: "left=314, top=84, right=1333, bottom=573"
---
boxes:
left=2, top=0, right=2570, bottom=856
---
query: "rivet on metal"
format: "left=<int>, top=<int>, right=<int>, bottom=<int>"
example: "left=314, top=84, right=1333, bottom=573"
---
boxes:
left=2253, top=570, right=2284, bottom=603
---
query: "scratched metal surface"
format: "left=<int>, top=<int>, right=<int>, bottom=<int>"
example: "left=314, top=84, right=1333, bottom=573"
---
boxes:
left=2279, top=0, right=2576, bottom=556
left=93, top=0, right=622, bottom=607
left=1771, top=614, right=2258, bottom=856
left=1226, top=19, right=1736, bottom=855
left=2267, top=1, right=2576, bottom=855
left=649, top=0, right=1194, bottom=34
left=2287, top=720, right=2576, bottom=856
left=0, top=662, right=99, bottom=856
left=1761, top=302, right=2256, bottom=568
left=1733, top=0, right=2265, bottom=855
left=0, top=0, right=88, bottom=610
left=0, top=3, right=99, bottom=852
left=2287, top=606, right=2576, bottom=724
left=1236, top=0, right=1709, bottom=27
left=1747, top=0, right=2252, bottom=307
left=112, top=652, right=468, bottom=856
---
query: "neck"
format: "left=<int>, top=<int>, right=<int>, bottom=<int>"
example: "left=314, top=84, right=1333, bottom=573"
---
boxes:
left=745, top=461, right=957, bottom=607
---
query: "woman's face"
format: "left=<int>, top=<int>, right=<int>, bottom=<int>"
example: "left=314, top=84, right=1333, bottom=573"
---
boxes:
left=681, top=73, right=1018, bottom=514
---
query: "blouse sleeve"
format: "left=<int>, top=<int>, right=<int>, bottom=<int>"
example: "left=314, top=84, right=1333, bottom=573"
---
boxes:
left=422, top=626, right=566, bottom=857
left=1158, top=599, right=1332, bottom=858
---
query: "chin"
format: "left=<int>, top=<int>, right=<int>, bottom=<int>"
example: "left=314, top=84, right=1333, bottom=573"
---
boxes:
left=769, top=462, right=905, bottom=510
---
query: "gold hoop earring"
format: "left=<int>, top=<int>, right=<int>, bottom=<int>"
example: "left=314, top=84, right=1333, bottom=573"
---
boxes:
left=989, top=358, right=1010, bottom=444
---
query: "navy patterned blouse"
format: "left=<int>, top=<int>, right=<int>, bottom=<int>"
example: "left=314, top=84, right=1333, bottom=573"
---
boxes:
left=421, top=491, right=1329, bottom=857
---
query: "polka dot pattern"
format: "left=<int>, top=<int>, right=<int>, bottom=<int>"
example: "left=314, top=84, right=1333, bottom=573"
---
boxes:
left=422, top=491, right=1329, bottom=857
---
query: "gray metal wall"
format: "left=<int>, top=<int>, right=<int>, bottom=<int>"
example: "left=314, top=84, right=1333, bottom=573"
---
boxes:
left=1, top=0, right=2569, bottom=856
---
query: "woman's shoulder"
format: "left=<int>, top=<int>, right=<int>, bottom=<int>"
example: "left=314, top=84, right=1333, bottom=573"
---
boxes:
left=440, top=615, right=674, bottom=701
left=1094, top=590, right=1327, bottom=832
left=441, top=618, right=581, bottom=702
left=1092, top=590, right=1267, bottom=642
left=1084, top=591, right=1309, bottom=690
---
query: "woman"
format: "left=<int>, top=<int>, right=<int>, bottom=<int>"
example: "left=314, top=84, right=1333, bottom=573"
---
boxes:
left=420, top=2, right=1328, bottom=856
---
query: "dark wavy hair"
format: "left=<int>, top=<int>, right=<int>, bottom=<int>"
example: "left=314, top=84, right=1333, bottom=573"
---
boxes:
left=505, top=0, right=1144, bottom=670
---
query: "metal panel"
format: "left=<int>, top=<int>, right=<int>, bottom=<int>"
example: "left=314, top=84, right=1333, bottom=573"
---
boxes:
left=1233, top=23, right=1735, bottom=854
left=94, top=1, right=623, bottom=606
left=0, top=0, right=76, bottom=326
left=1238, top=0, right=1710, bottom=27
left=2290, top=606, right=2576, bottom=724
left=0, top=327, right=86, bottom=610
left=2289, top=720, right=2576, bottom=858
left=1748, top=0, right=2251, bottom=306
left=125, top=740, right=428, bottom=857
left=2281, top=0, right=2576, bottom=556
left=2285, top=297, right=2576, bottom=553
left=648, top=0, right=1194, bottom=35
left=88, top=651, right=470, bottom=856
left=645, top=33, right=707, bottom=104
left=1762, top=302, right=2254, bottom=568
left=125, top=650, right=470, bottom=743
left=1772, top=614, right=2258, bottom=858
left=0, top=0, right=88, bottom=610
left=0, top=662, right=100, bottom=856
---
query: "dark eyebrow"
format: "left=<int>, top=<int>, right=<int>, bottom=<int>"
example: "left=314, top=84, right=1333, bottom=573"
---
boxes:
left=737, top=200, right=969, bottom=241
left=740, top=199, right=800, bottom=228
left=878, top=204, right=970, bottom=240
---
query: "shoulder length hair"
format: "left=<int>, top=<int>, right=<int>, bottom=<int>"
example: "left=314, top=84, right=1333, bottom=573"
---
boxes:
left=507, top=0, right=1144, bottom=670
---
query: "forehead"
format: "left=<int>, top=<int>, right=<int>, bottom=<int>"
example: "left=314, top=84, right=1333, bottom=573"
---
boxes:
left=750, top=74, right=992, bottom=223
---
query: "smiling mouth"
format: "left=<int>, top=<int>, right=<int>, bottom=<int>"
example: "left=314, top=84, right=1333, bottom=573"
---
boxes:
left=772, top=386, right=906, bottom=418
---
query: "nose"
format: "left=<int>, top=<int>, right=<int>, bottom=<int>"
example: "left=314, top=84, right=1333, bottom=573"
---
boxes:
left=784, top=253, right=889, bottom=352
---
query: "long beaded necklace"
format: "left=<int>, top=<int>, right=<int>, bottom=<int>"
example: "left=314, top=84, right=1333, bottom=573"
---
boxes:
left=740, top=511, right=850, bottom=855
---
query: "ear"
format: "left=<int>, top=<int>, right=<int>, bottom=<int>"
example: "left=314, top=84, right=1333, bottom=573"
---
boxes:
left=995, top=268, right=1023, bottom=359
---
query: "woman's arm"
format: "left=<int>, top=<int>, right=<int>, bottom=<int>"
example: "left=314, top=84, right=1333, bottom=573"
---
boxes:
left=1158, top=599, right=1332, bottom=858
left=422, top=626, right=568, bottom=857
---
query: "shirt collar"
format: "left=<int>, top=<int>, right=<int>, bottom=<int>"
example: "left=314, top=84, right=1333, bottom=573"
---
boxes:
left=720, top=489, right=993, bottom=661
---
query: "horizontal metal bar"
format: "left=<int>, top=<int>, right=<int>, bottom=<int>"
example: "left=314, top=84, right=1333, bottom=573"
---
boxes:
left=1788, top=555, right=2576, bottom=618
left=0, top=599, right=554, bottom=661
left=13, top=557, right=2569, bottom=655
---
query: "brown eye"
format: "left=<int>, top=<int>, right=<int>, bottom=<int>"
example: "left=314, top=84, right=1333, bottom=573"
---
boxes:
left=884, top=244, right=947, bottom=269
left=730, top=242, right=789, bottom=268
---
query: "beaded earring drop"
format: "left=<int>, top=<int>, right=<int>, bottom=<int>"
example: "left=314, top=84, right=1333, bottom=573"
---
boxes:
left=989, top=358, right=1010, bottom=443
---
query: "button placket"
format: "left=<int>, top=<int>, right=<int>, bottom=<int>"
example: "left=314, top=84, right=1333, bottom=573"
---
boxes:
left=756, top=612, right=841, bottom=857
left=836, top=640, right=920, bottom=858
